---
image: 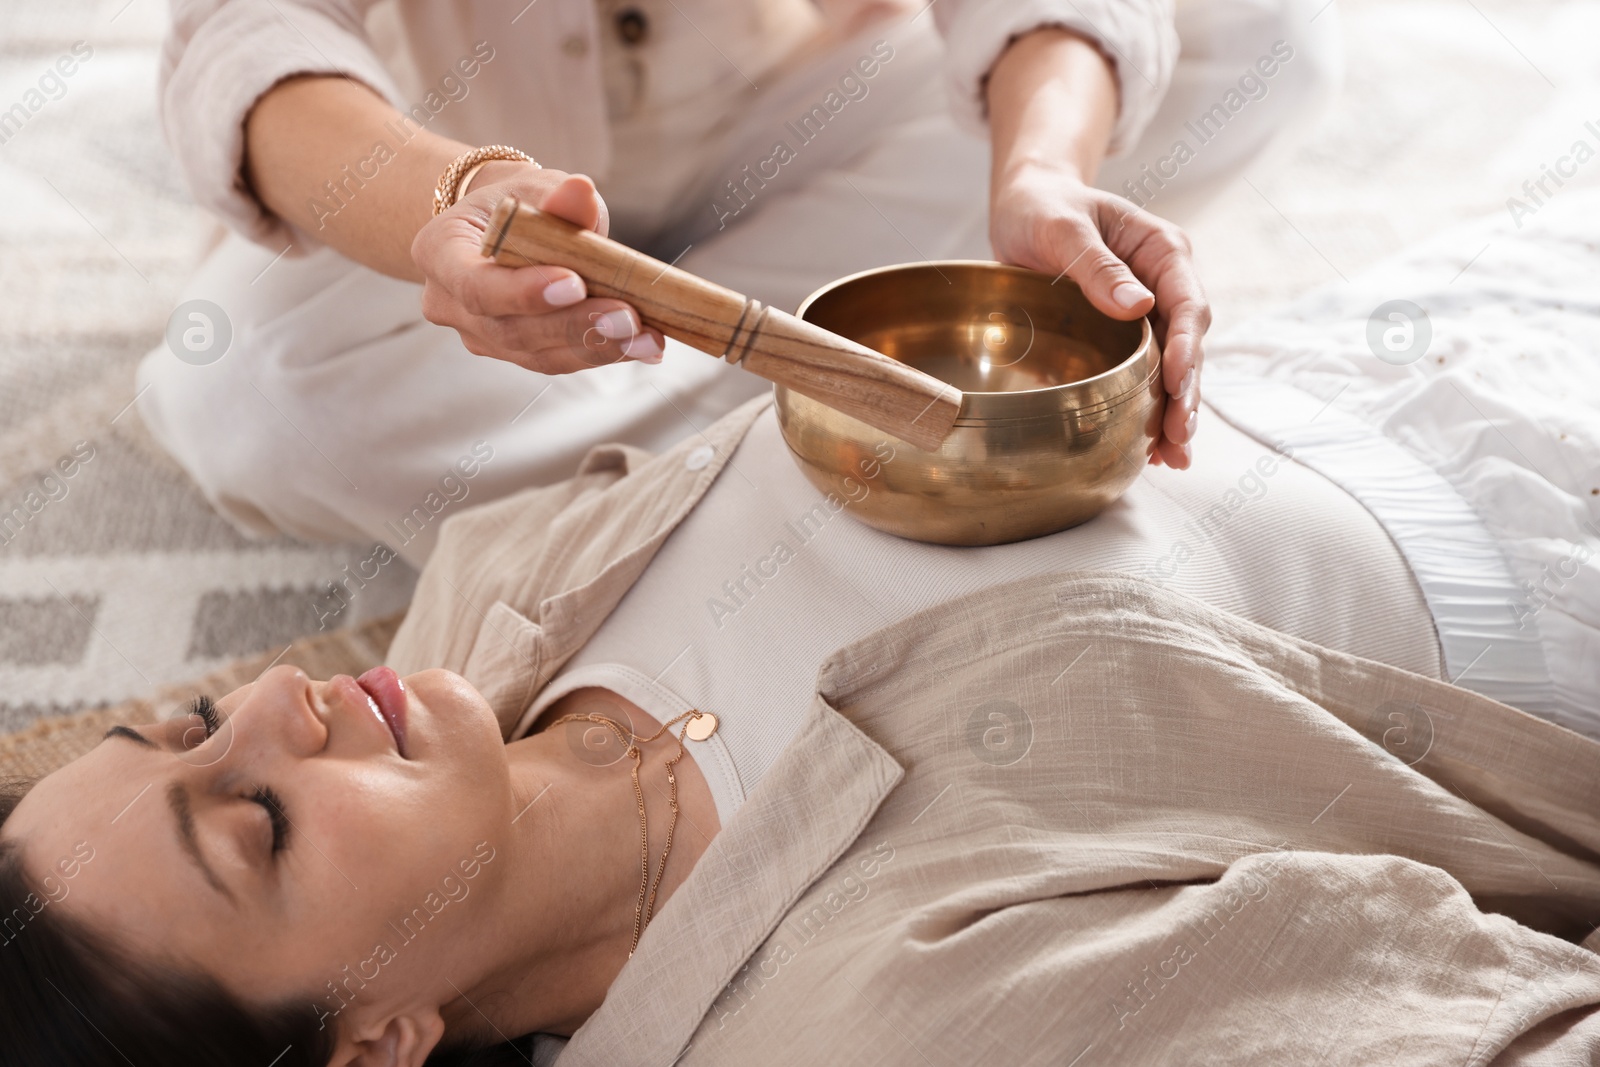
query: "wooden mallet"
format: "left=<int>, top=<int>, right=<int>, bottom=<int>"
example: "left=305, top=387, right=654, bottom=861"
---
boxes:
left=482, top=197, right=962, bottom=452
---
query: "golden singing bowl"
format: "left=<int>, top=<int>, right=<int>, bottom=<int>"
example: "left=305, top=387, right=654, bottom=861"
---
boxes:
left=774, top=261, right=1165, bottom=546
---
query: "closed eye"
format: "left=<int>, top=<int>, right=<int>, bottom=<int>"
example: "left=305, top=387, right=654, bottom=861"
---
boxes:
left=101, top=696, right=221, bottom=752
left=250, top=786, right=291, bottom=855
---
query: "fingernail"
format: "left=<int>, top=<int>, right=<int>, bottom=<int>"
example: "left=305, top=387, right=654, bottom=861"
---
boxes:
left=543, top=276, right=585, bottom=308
left=623, top=333, right=663, bottom=363
left=596, top=309, right=639, bottom=339
left=1178, top=368, right=1196, bottom=400
left=1184, top=408, right=1198, bottom=439
left=1112, top=281, right=1152, bottom=310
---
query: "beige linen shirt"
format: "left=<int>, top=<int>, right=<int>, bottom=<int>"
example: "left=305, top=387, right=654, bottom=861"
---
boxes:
left=388, top=397, right=1600, bottom=1065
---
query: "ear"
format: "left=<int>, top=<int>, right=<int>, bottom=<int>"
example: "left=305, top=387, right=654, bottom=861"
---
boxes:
left=326, top=1009, right=448, bottom=1067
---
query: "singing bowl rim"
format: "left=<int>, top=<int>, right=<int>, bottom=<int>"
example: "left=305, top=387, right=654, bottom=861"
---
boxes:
left=793, top=259, right=1158, bottom=421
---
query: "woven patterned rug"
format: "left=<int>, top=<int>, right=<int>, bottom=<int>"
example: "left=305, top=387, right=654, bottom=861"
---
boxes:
left=3, top=0, right=1596, bottom=775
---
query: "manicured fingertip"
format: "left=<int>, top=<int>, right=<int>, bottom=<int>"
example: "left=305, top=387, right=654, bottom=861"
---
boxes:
left=542, top=275, right=585, bottom=308
left=595, top=309, right=640, bottom=339
left=622, top=332, right=663, bottom=363
left=1112, top=280, right=1154, bottom=311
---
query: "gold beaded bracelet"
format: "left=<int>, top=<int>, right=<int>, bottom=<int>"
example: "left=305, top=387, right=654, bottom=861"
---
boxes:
left=432, top=145, right=539, bottom=216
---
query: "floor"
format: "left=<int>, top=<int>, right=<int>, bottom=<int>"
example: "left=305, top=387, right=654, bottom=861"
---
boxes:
left=0, top=0, right=1596, bottom=727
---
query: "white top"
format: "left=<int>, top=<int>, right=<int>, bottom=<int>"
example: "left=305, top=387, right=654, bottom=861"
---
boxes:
left=528, top=403, right=1442, bottom=825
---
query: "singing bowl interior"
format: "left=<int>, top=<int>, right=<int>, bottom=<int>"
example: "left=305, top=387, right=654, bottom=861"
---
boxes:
left=775, top=261, right=1164, bottom=546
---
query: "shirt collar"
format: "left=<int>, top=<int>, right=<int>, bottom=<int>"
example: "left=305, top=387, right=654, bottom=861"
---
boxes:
left=554, top=691, right=905, bottom=1065
left=459, top=394, right=776, bottom=737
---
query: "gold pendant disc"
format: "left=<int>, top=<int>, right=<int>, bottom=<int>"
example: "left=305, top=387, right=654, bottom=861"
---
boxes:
left=684, top=712, right=718, bottom=742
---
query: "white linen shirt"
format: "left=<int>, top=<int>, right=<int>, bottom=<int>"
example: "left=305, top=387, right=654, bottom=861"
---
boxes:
left=158, top=0, right=1178, bottom=249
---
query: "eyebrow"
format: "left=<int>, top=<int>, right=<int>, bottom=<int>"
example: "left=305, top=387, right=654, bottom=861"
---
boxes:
left=103, top=725, right=156, bottom=748
left=166, top=782, right=236, bottom=905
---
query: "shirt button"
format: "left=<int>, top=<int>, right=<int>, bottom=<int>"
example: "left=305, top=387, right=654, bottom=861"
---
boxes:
left=685, top=445, right=715, bottom=471
left=615, top=7, right=649, bottom=45
left=561, top=35, right=590, bottom=58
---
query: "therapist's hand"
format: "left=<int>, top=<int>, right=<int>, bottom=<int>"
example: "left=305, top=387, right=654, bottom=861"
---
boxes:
left=412, top=168, right=666, bottom=374
left=989, top=167, right=1210, bottom=468
left=986, top=26, right=1210, bottom=469
left=243, top=75, right=661, bottom=371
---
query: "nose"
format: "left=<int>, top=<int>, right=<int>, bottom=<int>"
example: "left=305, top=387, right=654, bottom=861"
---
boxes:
left=193, top=665, right=330, bottom=770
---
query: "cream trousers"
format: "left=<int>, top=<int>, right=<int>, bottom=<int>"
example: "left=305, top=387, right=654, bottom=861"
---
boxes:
left=136, top=0, right=1340, bottom=564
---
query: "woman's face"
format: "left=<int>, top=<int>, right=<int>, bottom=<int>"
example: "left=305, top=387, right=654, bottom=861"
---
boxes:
left=3, top=665, right=516, bottom=1025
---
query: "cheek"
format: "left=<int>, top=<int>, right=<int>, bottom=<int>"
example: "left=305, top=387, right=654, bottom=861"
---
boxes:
left=308, top=760, right=498, bottom=897
left=229, top=767, right=505, bottom=998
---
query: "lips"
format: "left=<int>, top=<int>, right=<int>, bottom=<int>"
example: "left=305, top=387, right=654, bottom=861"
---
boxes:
left=356, top=666, right=409, bottom=758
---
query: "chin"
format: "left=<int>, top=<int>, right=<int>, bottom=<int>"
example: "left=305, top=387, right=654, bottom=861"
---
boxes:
left=403, top=668, right=508, bottom=768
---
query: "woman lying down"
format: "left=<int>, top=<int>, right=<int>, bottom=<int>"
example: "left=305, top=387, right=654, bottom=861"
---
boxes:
left=5, top=388, right=1600, bottom=1065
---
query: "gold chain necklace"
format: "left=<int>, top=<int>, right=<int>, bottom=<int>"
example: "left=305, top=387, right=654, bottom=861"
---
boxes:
left=544, top=707, right=718, bottom=957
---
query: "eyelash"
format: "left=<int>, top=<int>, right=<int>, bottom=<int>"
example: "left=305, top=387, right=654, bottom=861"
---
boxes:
left=187, top=696, right=291, bottom=856
left=189, top=695, right=221, bottom=738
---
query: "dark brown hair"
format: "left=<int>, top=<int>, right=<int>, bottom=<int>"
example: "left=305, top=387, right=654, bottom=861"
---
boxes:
left=0, top=775, right=541, bottom=1067
left=0, top=775, right=334, bottom=1065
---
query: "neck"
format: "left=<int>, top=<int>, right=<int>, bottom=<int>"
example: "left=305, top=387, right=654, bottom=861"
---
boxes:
left=443, top=723, right=688, bottom=1040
